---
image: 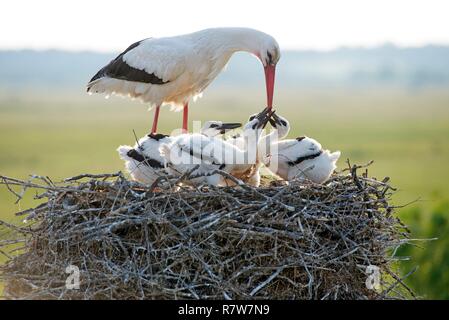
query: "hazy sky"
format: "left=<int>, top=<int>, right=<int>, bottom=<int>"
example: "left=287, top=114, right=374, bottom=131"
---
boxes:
left=1, top=0, right=448, bottom=51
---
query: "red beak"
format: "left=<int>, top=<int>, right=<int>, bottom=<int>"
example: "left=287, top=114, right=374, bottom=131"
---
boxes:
left=264, top=64, right=276, bottom=110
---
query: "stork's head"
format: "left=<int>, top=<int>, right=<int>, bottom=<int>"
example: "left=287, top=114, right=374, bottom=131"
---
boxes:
left=201, top=121, right=242, bottom=137
left=269, top=111, right=290, bottom=139
left=220, top=28, right=280, bottom=110
left=244, top=108, right=272, bottom=132
left=258, top=37, right=281, bottom=68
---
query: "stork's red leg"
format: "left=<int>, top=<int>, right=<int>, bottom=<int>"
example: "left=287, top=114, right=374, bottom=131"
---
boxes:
left=151, top=105, right=161, bottom=134
left=182, top=103, right=189, bottom=133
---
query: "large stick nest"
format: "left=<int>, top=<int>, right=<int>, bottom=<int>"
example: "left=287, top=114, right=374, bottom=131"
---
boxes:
left=0, top=162, right=414, bottom=300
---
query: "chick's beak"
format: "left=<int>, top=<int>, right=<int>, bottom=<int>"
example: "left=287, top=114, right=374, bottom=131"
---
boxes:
left=271, top=112, right=283, bottom=125
left=255, top=108, right=274, bottom=129
left=217, top=122, right=242, bottom=133
left=268, top=110, right=279, bottom=127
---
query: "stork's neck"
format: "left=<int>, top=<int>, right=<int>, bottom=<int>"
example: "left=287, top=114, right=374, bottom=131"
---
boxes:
left=261, top=130, right=279, bottom=145
left=194, top=28, right=267, bottom=57
left=236, top=125, right=264, bottom=166
left=256, top=129, right=278, bottom=162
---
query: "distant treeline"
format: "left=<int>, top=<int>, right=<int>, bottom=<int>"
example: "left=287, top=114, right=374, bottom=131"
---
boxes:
left=1, top=44, right=449, bottom=90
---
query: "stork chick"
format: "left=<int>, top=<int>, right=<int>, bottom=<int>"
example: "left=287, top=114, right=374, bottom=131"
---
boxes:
left=225, top=111, right=290, bottom=186
left=160, top=108, right=271, bottom=186
left=266, top=135, right=341, bottom=184
left=118, top=122, right=241, bottom=185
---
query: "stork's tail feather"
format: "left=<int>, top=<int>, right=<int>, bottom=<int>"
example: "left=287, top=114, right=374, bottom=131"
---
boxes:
left=117, top=145, right=134, bottom=161
left=87, top=66, right=108, bottom=92
left=86, top=77, right=119, bottom=95
left=330, top=150, right=341, bottom=163
left=86, top=78, right=105, bottom=93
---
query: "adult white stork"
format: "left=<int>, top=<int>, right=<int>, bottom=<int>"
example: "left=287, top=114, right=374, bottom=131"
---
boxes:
left=87, top=27, right=280, bottom=133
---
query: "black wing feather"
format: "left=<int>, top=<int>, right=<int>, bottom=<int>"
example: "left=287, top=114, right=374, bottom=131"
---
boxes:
left=87, top=39, right=169, bottom=91
left=287, top=150, right=323, bottom=167
left=126, top=149, right=164, bottom=169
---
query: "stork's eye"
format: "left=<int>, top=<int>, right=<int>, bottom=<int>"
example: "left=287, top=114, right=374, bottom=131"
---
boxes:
left=267, top=51, right=273, bottom=64
left=209, top=124, right=219, bottom=128
left=249, top=115, right=256, bottom=121
left=296, top=136, right=306, bottom=141
left=280, top=120, right=287, bottom=126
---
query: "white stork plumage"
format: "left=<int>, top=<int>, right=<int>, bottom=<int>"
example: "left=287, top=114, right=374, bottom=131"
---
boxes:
left=117, top=121, right=241, bottom=185
left=266, top=136, right=341, bottom=183
left=219, top=111, right=290, bottom=186
left=160, top=108, right=271, bottom=186
left=117, top=133, right=171, bottom=185
left=227, top=111, right=340, bottom=185
left=87, top=27, right=280, bottom=133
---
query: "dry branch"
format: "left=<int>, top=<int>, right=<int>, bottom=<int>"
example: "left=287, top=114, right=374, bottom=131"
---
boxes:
left=0, top=163, right=414, bottom=300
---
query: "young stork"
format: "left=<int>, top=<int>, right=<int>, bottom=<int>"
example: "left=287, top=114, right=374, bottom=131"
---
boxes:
left=224, top=111, right=290, bottom=186
left=87, top=28, right=280, bottom=133
left=229, top=111, right=339, bottom=185
left=117, top=122, right=241, bottom=185
left=160, top=109, right=271, bottom=186
left=266, top=135, right=341, bottom=184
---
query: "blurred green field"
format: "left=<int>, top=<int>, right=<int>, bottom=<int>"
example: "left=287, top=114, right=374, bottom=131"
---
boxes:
left=1, top=87, right=449, bottom=298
